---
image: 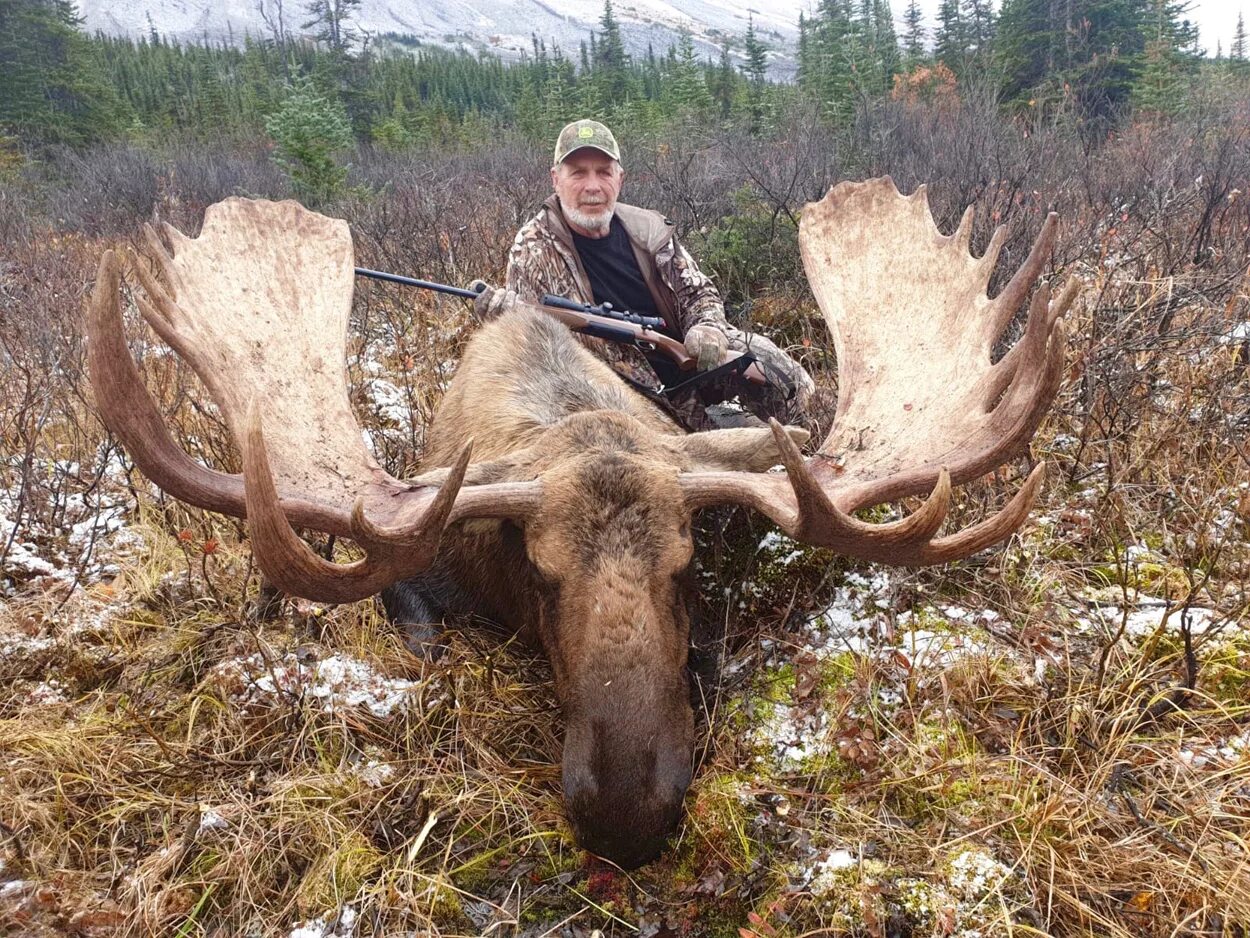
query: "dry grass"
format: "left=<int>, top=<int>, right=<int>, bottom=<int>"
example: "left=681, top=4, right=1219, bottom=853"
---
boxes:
left=2, top=108, right=1249, bottom=936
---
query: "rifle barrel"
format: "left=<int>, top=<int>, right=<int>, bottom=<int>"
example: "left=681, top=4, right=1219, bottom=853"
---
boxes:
left=354, top=267, right=481, bottom=299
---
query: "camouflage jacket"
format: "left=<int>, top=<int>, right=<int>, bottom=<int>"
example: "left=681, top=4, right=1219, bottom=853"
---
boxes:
left=505, top=194, right=732, bottom=392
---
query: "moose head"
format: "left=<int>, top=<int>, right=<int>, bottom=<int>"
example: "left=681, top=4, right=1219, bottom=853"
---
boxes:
left=88, top=179, right=1074, bottom=868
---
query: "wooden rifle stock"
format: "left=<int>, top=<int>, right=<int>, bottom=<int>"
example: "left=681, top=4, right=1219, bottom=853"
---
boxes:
left=529, top=299, right=769, bottom=388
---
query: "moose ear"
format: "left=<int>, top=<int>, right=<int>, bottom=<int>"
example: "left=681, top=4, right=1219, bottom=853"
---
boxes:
left=672, top=426, right=810, bottom=473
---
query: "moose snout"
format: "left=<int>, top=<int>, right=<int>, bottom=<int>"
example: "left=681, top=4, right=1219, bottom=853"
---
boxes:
left=562, top=713, right=694, bottom=869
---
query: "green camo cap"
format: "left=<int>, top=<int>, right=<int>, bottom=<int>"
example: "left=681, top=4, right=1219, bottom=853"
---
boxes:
left=553, top=119, right=621, bottom=165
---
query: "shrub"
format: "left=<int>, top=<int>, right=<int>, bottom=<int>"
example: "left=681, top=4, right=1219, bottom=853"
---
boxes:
left=264, top=76, right=353, bottom=204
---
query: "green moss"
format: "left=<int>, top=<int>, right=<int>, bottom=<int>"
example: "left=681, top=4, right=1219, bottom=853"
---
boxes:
left=1088, top=552, right=1190, bottom=598
left=1200, top=636, right=1250, bottom=709
left=728, top=661, right=795, bottom=738
left=295, top=831, right=384, bottom=910
left=896, top=877, right=950, bottom=931
left=673, top=771, right=757, bottom=875
left=796, top=748, right=859, bottom=793
left=819, top=652, right=857, bottom=696
left=424, top=876, right=473, bottom=930
left=802, top=856, right=892, bottom=932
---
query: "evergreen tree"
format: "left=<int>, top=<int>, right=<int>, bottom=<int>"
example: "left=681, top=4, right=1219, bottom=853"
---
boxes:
left=796, top=12, right=812, bottom=88
left=593, top=0, right=631, bottom=107
left=709, top=40, right=737, bottom=117
left=742, top=15, right=769, bottom=130
left=998, top=0, right=1147, bottom=122
left=0, top=0, right=128, bottom=145
left=668, top=28, right=712, bottom=113
left=1231, top=11, right=1248, bottom=74
left=870, top=0, right=901, bottom=89
left=934, top=0, right=968, bottom=71
left=960, top=0, right=995, bottom=67
left=264, top=73, right=353, bottom=202
left=743, top=15, right=768, bottom=86
left=1133, top=0, right=1200, bottom=114
left=902, top=0, right=926, bottom=65
left=302, top=0, right=360, bottom=55
left=804, top=0, right=858, bottom=122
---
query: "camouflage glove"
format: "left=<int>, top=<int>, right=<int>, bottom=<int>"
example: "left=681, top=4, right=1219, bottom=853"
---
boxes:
left=739, top=334, right=817, bottom=414
left=467, top=280, right=518, bottom=322
left=684, top=323, right=729, bottom=371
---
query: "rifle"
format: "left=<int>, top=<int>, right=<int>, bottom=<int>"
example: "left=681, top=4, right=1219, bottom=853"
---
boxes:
left=353, top=268, right=773, bottom=395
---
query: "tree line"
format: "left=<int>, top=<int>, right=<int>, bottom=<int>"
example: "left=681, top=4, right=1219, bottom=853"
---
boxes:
left=1, top=0, right=1247, bottom=170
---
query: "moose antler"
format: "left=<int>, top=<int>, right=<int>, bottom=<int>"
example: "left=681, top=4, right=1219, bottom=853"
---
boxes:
left=88, top=198, right=539, bottom=602
left=681, top=177, right=1075, bottom=563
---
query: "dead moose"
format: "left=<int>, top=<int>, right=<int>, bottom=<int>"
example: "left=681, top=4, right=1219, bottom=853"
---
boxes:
left=87, top=178, right=1074, bottom=868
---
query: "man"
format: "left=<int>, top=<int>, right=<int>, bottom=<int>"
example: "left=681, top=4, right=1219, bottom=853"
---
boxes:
left=474, top=119, right=814, bottom=431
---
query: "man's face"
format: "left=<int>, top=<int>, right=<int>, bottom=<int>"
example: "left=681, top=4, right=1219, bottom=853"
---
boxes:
left=552, top=149, right=624, bottom=236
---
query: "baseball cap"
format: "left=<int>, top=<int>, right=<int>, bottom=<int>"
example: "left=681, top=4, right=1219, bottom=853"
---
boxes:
left=553, top=119, right=621, bottom=165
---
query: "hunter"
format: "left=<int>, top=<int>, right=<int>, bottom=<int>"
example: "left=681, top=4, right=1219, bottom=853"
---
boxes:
left=471, top=119, right=814, bottom=431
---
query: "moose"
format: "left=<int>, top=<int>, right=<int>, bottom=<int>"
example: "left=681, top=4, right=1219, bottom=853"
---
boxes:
left=87, top=178, right=1074, bottom=868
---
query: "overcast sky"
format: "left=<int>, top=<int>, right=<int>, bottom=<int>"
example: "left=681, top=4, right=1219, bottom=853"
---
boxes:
left=898, top=0, right=1244, bottom=55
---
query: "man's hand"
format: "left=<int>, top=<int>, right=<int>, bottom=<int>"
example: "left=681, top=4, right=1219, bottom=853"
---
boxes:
left=468, top=280, right=518, bottom=322
left=684, top=323, right=729, bottom=371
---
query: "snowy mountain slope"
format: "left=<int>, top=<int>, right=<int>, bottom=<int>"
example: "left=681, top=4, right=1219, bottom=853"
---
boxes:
left=77, top=0, right=807, bottom=75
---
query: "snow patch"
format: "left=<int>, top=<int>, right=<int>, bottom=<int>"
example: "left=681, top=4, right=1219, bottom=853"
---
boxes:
left=289, top=904, right=357, bottom=938
left=212, top=651, right=428, bottom=717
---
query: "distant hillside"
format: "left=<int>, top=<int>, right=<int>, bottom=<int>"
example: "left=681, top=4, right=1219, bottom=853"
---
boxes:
left=76, top=0, right=803, bottom=78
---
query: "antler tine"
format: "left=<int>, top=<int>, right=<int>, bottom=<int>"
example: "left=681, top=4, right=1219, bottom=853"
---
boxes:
left=767, top=421, right=954, bottom=559
left=904, top=462, right=1047, bottom=565
left=952, top=205, right=976, bottom=253
left=242, top=403, right=399, bottom=603
left=974, top=225, right=1010, bottom=293
left=983, top=212, right=1059, bottom=348
left=143, top=222, right=186, bottom=298
left=351, top=439, right=474, bottom=552
left=985, top=279, right=1073, bottom=439
left=88, top=250, right=249, bottom=516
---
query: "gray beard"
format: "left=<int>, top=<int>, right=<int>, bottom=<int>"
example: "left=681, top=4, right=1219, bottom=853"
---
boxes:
left=564, top=203, right=614, bottom=234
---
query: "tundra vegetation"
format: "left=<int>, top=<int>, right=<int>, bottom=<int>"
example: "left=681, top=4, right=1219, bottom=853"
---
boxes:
left=2, top=1, right=1250, bottom=936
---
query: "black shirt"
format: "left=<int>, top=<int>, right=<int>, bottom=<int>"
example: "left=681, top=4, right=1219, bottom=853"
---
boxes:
left=569, top=216, right=673, bottom=336
left=570, top=215, right=683, bottom=386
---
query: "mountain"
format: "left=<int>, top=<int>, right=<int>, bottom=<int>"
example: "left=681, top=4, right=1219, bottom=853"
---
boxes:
left=76, top=0, right=805, bottom=77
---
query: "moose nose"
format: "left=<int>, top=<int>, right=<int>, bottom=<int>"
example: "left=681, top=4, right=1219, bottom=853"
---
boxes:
left=579, top=823, right=669, bottom=870
left=562, top=751, right=691, bottom=869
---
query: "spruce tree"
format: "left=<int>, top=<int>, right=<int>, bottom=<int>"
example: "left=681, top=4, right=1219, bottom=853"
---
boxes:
left=593, top=0, right=631, bottom=107
left=902, top=0, right=926, bottom=65
left=710, top=40, right=737, bottom=117
left=669, top=28, right=712, bottom=114
left=960, top=0, right=995, bottom=68
left=807, top=0, right=857, bottom=123
left=871, top=0, right=901, bottom=89
left=934, top=0, right=968, bottom=71
left=742, top=15, right=769, bottom=130
left=302, top=0, right=360, bottom=55
left=1228, top=11, right=1247, bottom=74
left=1133, top=0, right=1199, bottom=114
left=264, top=73, right=353, bottom=202
left=0, top=0, right=128, bottom=146
left=743, top=15, right=768, bottom=86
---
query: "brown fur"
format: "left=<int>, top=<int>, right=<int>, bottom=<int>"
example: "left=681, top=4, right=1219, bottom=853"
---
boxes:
left=406, top=306, right=792, bottom=867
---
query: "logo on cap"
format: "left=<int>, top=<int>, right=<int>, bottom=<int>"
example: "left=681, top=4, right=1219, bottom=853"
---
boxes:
left=555, top=119, right=621, bottom=165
